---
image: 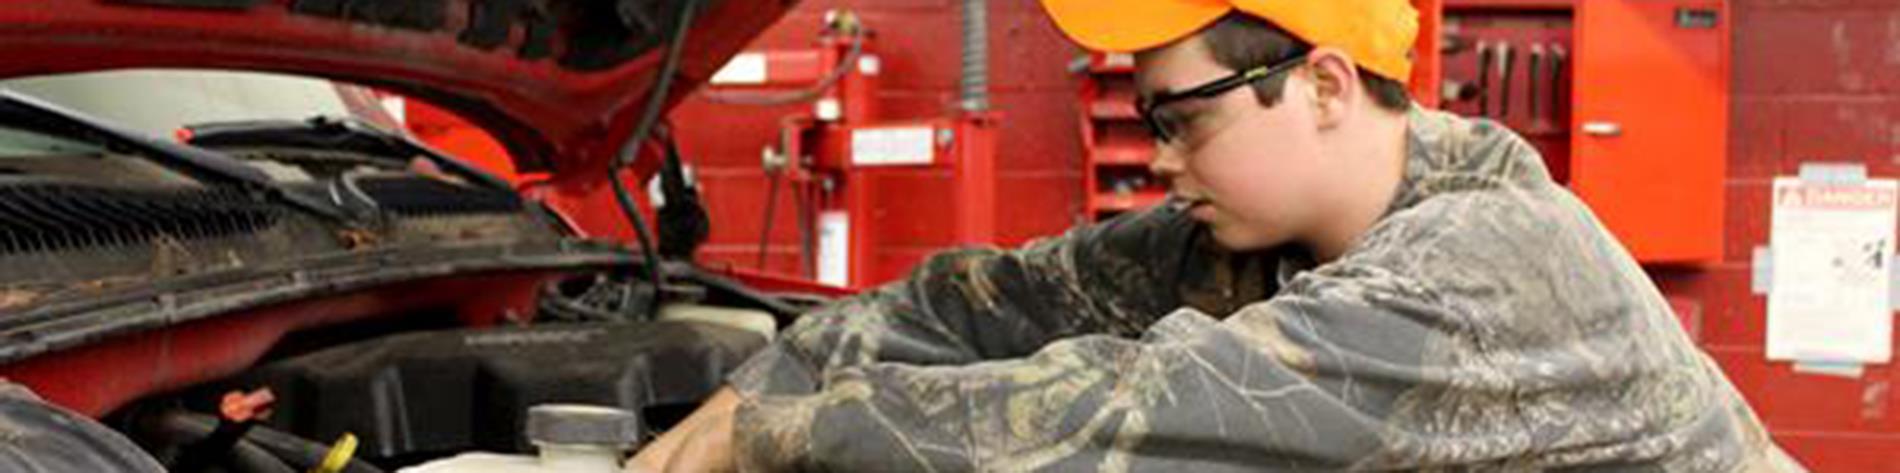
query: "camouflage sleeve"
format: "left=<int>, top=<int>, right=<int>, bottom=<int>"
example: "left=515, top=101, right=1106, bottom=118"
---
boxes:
left=726, top=188, right=1788, bottom=471
left=729, top=259, right=1448, bottom=472
left=725, top=207, right=1275, bottom=400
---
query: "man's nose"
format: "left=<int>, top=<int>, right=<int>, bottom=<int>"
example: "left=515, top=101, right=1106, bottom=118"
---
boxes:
left=1149, top=142, right=1185, bottom=179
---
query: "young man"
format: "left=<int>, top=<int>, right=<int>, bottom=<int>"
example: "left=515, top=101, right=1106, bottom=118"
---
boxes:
left=632, top=0, right=1802, bottom=471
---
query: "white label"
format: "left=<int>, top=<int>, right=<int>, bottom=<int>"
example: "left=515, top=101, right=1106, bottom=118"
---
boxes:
left=1767, top=177, right=1900, bottom=363
left=710, top=53, right=769, bottom=85
left=850, top=126, right=935, bottom=166
left=859, top=55, right=882, bottom=76
left=817, top=211, right=850, bottom=288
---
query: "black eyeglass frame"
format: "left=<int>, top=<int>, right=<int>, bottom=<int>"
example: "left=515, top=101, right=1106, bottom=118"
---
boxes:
left=1136, top=51, right=1313, bottom=144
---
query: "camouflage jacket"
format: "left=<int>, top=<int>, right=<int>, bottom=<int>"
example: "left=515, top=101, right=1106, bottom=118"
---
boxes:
left=726, top=108, right=1800, bottom=472
left=0, top=382, right=164, bottom=472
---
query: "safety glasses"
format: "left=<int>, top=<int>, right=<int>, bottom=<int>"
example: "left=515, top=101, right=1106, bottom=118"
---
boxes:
left=1137, top=52, right=1311, bottom=144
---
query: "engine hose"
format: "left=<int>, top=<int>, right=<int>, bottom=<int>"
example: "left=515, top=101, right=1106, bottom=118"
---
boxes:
left=607, top=0, right=704, bottom=318
left=170, top=419, right=277, bottom=473
left=238, top=424, right=379, bottom=473
left=146, top=410, right=384, bottom=473
left=144, top=418, right=293, bottom=473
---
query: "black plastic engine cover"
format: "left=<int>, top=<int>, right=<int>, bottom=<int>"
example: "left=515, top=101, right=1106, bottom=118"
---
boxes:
left=196, top=320, right=765, bottom=461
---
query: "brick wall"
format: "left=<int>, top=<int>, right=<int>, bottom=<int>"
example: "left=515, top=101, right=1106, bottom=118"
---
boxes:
left=1646, top=0, right=1900, bottom=469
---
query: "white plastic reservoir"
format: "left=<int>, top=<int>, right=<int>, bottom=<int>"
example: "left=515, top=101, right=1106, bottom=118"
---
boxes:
left=400, top=404, right=638, bottom=473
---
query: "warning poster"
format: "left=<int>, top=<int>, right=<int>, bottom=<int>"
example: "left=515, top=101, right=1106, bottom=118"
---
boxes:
left=1767, top=178, right=1899, bottom=363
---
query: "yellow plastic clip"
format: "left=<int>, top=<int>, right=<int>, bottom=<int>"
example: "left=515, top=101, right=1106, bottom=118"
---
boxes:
left=309, top=433, right=359, bottom=473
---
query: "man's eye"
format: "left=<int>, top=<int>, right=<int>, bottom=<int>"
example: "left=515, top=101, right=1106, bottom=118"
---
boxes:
left=1155, top=108, right=1191, bottom=136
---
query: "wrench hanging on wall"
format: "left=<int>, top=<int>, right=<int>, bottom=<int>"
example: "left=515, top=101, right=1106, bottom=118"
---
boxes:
left=1548, top=44, right=1567, bottom=124
left=1496, top=42, right=1515, bottom=120
left=1475, top=41, right=1492, bottom=116
left=1528, top=44, right=1544, bottom=124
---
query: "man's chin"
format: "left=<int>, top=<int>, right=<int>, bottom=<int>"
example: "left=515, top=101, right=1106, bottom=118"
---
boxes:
left=1208, top=225, right=1280, bottom=252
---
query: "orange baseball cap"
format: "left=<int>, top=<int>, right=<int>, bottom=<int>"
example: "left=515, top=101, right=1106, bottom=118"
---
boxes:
left=1039, top=0, right=1419, bottom=81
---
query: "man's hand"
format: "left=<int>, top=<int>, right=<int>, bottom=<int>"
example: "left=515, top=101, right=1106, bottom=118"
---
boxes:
left=628, top=387, right=741, bottom=473
left=657, top=405, right=737, bottom=473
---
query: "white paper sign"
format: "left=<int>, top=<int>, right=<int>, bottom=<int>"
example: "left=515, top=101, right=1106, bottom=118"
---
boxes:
left=817, top=211, right=850, bottom=288
left=850, top=126, right=935, bottom=166
left=1767, top=177, right=1899, bottom=363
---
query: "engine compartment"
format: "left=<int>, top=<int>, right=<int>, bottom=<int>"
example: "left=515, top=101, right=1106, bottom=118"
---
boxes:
left=2, top=263, right=814, bottom=473
left=113, top=303, right=775, bottom=472
left=0, top=82, right=825, bottom=471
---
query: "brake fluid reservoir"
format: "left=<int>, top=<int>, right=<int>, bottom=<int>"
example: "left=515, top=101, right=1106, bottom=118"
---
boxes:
left=400, top=404, right=638, bottom=473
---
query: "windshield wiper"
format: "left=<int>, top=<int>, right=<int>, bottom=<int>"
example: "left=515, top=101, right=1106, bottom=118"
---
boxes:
left=184, top=115, right=513, bottom=192
left=0, top=90, right=349, bottom=221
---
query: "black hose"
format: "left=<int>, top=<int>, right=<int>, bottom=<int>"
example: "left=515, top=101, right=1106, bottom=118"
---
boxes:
left=228, top=440, right=295, bottom=473
left=656, top=130, right=709, bottom=260
left=236, top=420, right=382, bottom=473
left=171, top=417, right=265, bottom=473
left=142, top=410, right=379, bottom=473
left=145, top=418, right=294, bottom=473
left=608, top=153, right=666, bottom=319
left=609, top=0, right=705, bottom=317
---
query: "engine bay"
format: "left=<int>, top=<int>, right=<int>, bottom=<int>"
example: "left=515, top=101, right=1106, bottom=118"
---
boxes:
left=0, top=79, right=821, bottom=472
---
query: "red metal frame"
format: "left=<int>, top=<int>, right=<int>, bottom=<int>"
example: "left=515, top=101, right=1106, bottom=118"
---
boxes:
left=0, top=271, right=557, bottom=418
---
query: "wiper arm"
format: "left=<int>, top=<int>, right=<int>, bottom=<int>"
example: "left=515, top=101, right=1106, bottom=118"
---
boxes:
left=0, top=90, right=349, bottom=221
left=186, top=115, right=514, bottom=192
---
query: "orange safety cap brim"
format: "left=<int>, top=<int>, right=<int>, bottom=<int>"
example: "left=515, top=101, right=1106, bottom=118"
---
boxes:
left=1039, top=0, right=1417, bottom=81
left=1039, top=0, right=1232, bottom=55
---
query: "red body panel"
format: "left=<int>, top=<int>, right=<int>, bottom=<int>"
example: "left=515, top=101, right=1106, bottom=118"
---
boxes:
left=0, top=0, right=788, bottom=177
left=0, top=272, right=556, bottom=418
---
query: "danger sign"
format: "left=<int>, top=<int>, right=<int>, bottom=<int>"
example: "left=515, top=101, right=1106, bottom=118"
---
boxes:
left=1767, top=177, right=1900, bottom=363
left=1774, top=185, right=1898, bottom=210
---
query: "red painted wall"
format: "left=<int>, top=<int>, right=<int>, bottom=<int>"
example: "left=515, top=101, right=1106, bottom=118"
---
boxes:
left=1650, top=1, right=1900, bottom=469
left=667, top=0, right=1900, bottom=469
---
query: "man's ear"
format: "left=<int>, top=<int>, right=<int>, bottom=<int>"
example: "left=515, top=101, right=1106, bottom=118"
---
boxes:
left=1305, top=48, right=1362, bottom=130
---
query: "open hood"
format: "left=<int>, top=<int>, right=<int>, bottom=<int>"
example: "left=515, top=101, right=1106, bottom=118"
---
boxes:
left=0, top=0, right=791, bottom=175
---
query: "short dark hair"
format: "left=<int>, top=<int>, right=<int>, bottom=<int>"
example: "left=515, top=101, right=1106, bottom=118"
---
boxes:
left=1199, top=13, right=1412, bottom=113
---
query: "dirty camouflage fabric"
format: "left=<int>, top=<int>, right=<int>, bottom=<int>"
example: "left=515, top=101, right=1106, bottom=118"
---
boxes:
left=0, top=382, right=165, bottom=472
left=725, top=107, right=1802, bottom=472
